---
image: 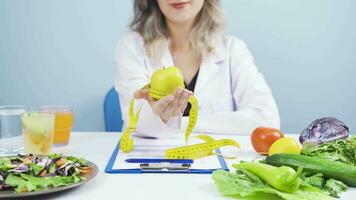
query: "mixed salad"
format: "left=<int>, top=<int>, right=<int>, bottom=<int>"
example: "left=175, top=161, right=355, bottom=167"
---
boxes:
left=0, top=154, right=92, bottom=193
left=212, top=117, right=355, bottom=200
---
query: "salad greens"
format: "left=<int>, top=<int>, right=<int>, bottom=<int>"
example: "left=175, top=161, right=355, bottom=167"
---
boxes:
left=212, top=169, right=331, bottom=200
left=5, top=173, right=81, bottom=193
left=0, top=158, right=12, bottom=172
left=301, top=136, right=356, bottom=165
left=300, top=172, right=347, bottom=198
left=0, top=154, right=92, bottom=193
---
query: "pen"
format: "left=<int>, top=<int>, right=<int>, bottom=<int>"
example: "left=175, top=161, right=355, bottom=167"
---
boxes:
left=125, top=158, right=194, bottom=164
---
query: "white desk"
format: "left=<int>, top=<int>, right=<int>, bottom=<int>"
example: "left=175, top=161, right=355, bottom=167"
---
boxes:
left=31, top=132, right=354, bottom=200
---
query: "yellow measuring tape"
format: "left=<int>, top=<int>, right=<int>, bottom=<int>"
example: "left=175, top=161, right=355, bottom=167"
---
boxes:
left=119, top=66, right=240, bottom=159
left=166, top=135, right=240, bottom=159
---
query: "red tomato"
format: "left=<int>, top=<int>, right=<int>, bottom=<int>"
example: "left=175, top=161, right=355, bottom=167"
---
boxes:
left=251, top=127, right=284, bottom=155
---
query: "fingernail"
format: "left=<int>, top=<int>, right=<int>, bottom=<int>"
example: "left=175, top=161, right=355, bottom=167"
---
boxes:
left=177, top=88, right=183, bottom=93
left=168, top=95, right=174, bottom=101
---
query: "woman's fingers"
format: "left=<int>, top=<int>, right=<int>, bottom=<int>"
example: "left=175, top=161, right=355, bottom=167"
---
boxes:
left=177, top=89, right=189, bottom=108
left=163, top=88, right=194, bottom=118
left=179, top=91, right=193, bottom=113
left=162, top=88, right=184, bottom=117
left=151, top=95, right=174, bottom=116
left=172, top=88, right=184, bottom=107
left=144, top=87, right=194, bottom=122
left=134, top=89, right=150, bottom=100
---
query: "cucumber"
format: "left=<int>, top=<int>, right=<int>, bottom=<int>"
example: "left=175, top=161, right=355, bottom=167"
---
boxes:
left=266, top=154, right=356, bottom=187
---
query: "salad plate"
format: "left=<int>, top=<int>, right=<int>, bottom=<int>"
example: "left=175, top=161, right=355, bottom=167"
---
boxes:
left=0, top=154, right=99, bottom=198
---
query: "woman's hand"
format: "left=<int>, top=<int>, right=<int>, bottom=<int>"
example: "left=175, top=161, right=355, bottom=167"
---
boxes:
left=134, top=88, right=193, bottom=123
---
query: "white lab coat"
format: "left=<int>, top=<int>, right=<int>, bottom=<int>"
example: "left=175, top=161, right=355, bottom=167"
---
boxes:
left=114, top=32, right=280, bottom=137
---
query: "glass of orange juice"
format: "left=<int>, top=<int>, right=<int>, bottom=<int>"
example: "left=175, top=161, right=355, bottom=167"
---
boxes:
left=40, top=106, right=74, bottom=146
left=21, top=111, right=55, bottom=154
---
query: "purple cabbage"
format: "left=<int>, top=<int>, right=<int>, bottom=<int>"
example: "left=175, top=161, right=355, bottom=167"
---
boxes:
left=8, top=164, right=29, bottom=173
left=33, top=156, right=52, bottom=167
left=299, top=117, right=349, bottom=145
left=10, top=158, right=22, bottom=165
left=57, top=163, right=76, bottom=176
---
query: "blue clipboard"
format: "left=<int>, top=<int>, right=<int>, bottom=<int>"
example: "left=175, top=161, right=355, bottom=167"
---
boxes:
left=105, top=141, right=229, bottom=174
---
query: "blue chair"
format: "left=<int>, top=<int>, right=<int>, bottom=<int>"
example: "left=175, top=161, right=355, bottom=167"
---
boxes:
left=103, top=87, right=123, bottom=132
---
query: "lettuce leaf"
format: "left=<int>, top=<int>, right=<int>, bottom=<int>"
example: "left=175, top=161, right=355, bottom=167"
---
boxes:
left=5, top=173, right=81, bottom=193
left=212, top=170, right=331, bottom=200
left=29, top=163, right=44, bottom=175
left=67, top=156, right=87, bottom=165
left=0, top=158, right=12, bottom=172
left=5, top=173, right=37, bottom=193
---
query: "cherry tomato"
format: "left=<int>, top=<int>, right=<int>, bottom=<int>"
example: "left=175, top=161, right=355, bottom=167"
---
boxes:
left=251, top=127, right=284, bottom=154
left=269, top=137, right=301, bottom=156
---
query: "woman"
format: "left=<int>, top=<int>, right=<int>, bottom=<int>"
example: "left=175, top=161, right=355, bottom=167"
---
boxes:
left=114, top=0, right=280, bottom=137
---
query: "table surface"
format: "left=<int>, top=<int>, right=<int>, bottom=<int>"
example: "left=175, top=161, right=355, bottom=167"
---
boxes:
left=19, top=132, right=354, bottom=200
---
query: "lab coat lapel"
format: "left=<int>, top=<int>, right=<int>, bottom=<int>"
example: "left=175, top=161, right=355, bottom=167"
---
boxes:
left=194, top=38, right=227, bottom=95
left=194, top=59, right=220, bottom=95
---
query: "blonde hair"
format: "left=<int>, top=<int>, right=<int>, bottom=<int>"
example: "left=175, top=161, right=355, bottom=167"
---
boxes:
left=130, top=0, right=225, bottom=62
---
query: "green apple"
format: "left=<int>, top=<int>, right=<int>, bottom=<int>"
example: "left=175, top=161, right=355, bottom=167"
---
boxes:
left=149, top=66, right=185, bottom=100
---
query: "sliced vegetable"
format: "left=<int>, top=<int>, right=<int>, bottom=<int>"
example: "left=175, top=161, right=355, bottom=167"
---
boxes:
left=266, top=154, right=356, bottom=187
left=8, top=164, right=29, bottom=173
left=212, top=170, right=331, bottom=200
left=34, top=156, right=52, bottom=167
left=269, top=137, right=301, bottom=156
left=233, top=162, right=302, bottom=193
left=57, top=163, right=77, bottom=176
left=299, top=117, right=349, bottom=145
left=251, top=127, right=284, bottom=154
left=54, top=157, right=67, bottom=167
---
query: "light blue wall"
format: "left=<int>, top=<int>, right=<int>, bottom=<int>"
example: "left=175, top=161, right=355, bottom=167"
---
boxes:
left=1, top=0, right=355, bottom=133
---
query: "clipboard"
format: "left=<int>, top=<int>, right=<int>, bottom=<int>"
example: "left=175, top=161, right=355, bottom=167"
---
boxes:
left=105, top=139, right=229, bottom=174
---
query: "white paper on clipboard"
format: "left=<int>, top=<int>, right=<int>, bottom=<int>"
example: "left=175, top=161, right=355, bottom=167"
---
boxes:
left=113, top=135, right=224, bottom=170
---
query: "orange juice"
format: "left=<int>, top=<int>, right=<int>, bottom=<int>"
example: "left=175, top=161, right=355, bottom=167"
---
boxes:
left=40, top=106, right=74, bottom=146
left=53, top=112, right=74, bottom=145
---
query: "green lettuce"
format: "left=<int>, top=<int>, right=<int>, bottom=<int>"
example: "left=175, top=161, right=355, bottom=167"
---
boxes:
left=324, top=179, right=348, bottom=198
left=212, top=170, right=331, bottom=200
left=0, top=158, right=12, bottom=172
left=300, top=172, right=347, bottom=198
left=67, top=156, right=87, bottom=165
left=29, top=163, right=44, bottom=175
left=301, top=137, right=356, bottom=165
left=5, top=173, right=81, bottom=193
